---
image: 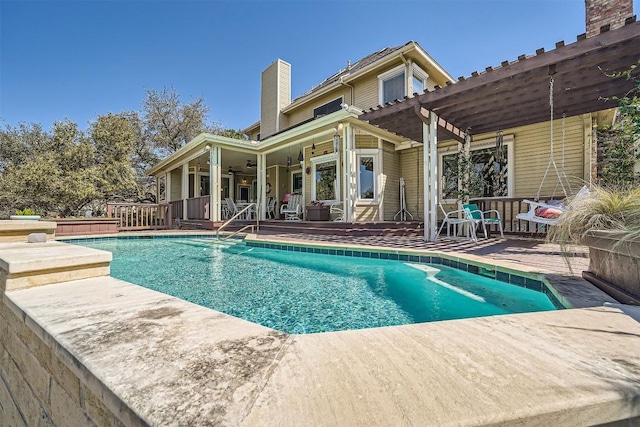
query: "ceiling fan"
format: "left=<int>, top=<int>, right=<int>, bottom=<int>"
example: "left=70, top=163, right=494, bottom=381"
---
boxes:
left=246, top=160, right=256, bottom=168
left=227, top=166, right=238, bottom=175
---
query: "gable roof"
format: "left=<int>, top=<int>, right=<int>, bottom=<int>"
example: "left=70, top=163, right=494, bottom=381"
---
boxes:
left=291, top=42, right=408, bottom=103
left=243, top=40, right=455, bottom=134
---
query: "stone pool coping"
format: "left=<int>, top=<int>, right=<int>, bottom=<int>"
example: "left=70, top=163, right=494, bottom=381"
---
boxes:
left=0, top=233, right=637, bottom=425
left=5, top=275, right=640, bottom=426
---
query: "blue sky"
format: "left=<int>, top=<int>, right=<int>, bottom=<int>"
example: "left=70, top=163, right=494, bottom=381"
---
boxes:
left=1, top=0, right=636, bottom=132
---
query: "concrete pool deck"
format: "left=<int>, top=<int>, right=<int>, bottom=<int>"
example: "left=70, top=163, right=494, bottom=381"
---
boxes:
left=1, top=232, right=640, bottom=425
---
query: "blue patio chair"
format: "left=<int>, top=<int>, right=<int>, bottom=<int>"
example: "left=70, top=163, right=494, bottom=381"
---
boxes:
left=462, top=203, right=504, bottom=239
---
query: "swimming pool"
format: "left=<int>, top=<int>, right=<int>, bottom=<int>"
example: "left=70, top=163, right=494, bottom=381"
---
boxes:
left=74, top=237, right=559, bottom=334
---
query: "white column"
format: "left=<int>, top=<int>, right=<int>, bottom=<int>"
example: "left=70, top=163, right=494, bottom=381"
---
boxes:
left=182, top=163, right=189, bottom=220
left=342, top=124, right=349, bottom=222
left=258, top=154, right=267, bottom=220
left=423, top=111, right=438, bottom=241
left=165, top=171, right=172, bottom=202
left=345, top=124, right=357, bottom=223
left=210, top=146, right=221, bottom=222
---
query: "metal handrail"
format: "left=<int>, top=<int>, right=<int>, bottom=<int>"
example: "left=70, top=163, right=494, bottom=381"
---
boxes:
left=216, top=202, right=259, bottom=240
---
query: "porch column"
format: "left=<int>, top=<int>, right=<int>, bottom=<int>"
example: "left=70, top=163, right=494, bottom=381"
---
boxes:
left=258, top=153, right=267, bottom=220
left=182, top=163, right=189, bottom=220
left=165, top=171, right=171, bottom=202
left=423, top=111, right=438, bottom=241
left=209, top=146, right=221, bottom=222
left=345, top=123, right=357, bottom=223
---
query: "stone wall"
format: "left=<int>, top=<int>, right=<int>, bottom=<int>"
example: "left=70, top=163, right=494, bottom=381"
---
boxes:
left=0, top=298, right=127, bottom=426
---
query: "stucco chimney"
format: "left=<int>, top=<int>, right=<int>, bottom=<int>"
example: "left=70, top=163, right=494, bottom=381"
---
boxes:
left=260, top=59, right=291, bottom=139
left=585, top=0, right=634, bottom=37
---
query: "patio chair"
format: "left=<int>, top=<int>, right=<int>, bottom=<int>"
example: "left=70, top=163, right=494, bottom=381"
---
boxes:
left=280, top=194, right=302, bottom=221
left=266, top=197, right=277, bottom=219
left=436, top=203, right=477, bottom=242
left=329, top=201, right=344, bottom=222
left=225, top=198, right=239, bottom=218
left=462, top=203, right=504, bottom=239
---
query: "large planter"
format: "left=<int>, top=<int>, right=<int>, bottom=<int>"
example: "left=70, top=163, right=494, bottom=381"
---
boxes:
left=582, top=230, right=640, bottom=303
left=306, top=205, right=330, bottom=221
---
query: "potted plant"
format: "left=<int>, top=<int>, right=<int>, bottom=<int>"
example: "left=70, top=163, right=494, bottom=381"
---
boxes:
left=548, top=186, right=640, bottom=303
left=10, top=208, right=41, bottom=221
left=306, top=200, right=330, bottom=221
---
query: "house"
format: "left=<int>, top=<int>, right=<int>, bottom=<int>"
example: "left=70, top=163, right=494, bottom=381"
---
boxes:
left=147, top=0, right=639, bottom=239
left=148, top=40, right=456, bottom=224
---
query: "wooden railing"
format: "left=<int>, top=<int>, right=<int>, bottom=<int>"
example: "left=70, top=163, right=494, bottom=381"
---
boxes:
left=470, top=196, right=565, bottom=237
left=107, top=203, right=171, bottom=231
left=169, top=200, right=183, bottom=222
left=186, top=196, right=209, bottom=220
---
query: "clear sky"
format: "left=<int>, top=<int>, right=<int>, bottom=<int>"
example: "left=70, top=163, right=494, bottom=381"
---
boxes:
left=1, top=0, right=637, bottom=133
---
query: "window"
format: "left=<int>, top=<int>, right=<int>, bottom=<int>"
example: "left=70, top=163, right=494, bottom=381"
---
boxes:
left=356, top=149, right=379, bottom=202
left=411, top=63, right=428, bottom=96
left=311, top=153, right=339, bottom=202
left=379, top=64, right=429, bottom=104
left=381, top=72, right=405, bottom=104
left=313, top=97, right=342, bottom=118
left=439, top=139, right=512, bottom=201
left=412, top=75, right=424, bottom=95
left=291, top=170, right=303, bottom=194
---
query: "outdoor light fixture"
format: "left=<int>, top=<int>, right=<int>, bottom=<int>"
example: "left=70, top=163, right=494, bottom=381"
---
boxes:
left=311, top=140, right=316, bottom=155
left=297, top=149, right=304, bottom=162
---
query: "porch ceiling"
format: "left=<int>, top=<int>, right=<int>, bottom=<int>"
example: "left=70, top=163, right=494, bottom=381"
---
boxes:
left=360, top=19, right=640, bottom=142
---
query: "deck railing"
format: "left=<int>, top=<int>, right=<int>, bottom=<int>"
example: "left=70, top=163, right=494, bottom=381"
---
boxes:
left=106, top=203, right=171, bottom=231
left=470, top=196, right=565, bottom=237
left=169, top=200, right=183, bottom=221
left=186, top=196, right=209, bottom=220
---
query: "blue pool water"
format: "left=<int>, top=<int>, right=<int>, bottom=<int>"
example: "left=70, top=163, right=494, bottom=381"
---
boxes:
left=75, top=238, right=557, bottom=334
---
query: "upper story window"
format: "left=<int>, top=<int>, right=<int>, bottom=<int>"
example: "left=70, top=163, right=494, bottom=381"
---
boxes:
left=378, top=64, right=430, bottom=105
left=313, top=97, right=343, bottom=118
left=379, top=66, right=405, bottom=105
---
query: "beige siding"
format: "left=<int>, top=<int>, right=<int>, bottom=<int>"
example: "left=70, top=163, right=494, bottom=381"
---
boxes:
left=400, top=147, right=424, bottom=220
left=382, top=141, right=401, bottom=221
left=355, top=134, right=377, bottom=149
left=354, top=76, right=379, bottom=110
left=286, top=89, right=350, bottom=128
left=169, top=169, right=182, bottom=201
left=355, top=205, right=379, bottom=221
left=249, top=128, right=260, bottom=141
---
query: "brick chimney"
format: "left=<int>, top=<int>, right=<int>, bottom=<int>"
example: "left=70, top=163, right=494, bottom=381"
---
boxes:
left=585, top=0, right=634, bottom=37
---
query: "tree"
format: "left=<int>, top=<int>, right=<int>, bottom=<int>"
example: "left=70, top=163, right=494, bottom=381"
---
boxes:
left=142, top=86, right=215, bottom=157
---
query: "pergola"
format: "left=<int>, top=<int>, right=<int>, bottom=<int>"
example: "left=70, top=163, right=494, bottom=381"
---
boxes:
left=360, top=19, right=640, bottom=241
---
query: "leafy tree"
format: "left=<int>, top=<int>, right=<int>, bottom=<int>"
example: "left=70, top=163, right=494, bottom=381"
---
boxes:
left=142, top=86, right=217, bottom=157
left=220, top=128, right=248, bottom=140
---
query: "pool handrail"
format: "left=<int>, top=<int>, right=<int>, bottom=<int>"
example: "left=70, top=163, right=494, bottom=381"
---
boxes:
left=216, top=201, right=259, bottom=240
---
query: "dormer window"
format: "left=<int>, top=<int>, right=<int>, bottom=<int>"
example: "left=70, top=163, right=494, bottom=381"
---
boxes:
left=313, top=97, right=343, bottom=118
